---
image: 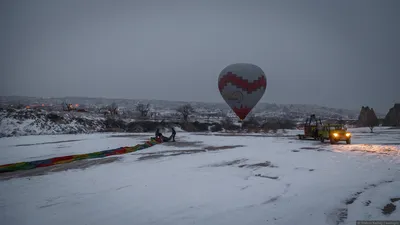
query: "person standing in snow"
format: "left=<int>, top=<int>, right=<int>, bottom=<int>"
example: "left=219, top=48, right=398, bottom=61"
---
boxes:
left=155, top=127, right=176, bottom=142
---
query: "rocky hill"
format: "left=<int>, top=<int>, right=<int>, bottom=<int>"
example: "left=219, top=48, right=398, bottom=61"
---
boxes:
left=383, top=103, right=400, bottom=127
left=357, top=106, right=380, bottom=132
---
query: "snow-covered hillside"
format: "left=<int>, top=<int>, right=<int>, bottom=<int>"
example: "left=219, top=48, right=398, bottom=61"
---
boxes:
left=0, top=127, right=399, bottom=225
left=0, top=109, right=105, bottom=138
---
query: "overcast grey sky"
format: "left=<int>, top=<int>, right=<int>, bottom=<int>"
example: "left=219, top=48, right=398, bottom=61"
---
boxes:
left=1, top=0, right=399, bottom=112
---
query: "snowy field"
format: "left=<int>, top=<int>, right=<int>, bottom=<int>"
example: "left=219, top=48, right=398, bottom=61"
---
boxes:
left=0, top=127, right=399, bottom=225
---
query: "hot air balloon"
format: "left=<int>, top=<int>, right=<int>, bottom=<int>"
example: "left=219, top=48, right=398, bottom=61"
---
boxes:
left=218, top=63, right=267, bottom=121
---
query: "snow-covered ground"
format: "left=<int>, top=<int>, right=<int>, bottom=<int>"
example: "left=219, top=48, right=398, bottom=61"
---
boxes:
left=0, top=127, right=399, bottom=225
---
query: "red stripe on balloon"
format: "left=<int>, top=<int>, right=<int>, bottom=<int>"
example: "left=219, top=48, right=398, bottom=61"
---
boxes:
left=218, top=72, right=266, bottom=93
left=232, top=106, right=252, bottom=120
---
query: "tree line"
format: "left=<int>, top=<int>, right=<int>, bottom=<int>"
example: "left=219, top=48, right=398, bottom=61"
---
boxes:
left=99, top=102, right=296, bottom=132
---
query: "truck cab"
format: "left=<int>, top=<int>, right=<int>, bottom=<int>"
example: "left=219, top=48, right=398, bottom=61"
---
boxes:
left=321, top=124, right=352, bottom=144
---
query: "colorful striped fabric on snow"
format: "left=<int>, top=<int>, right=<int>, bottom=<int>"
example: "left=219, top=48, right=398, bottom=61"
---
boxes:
left=0, top=137, right=163, bottom=173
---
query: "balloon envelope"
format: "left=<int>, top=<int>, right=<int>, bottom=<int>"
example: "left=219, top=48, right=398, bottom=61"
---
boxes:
left=218, top=63, right=267, bottom=120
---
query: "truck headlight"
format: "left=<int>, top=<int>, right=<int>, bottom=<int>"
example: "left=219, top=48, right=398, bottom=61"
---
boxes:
left=346, top=133, right=351, bottom=137
left=333, top=133, right=338, bottom=137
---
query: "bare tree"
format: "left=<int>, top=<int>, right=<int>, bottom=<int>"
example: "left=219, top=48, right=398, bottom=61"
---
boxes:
left=136, top=103, right=151, bottom=118
left=206, top=113, right=212, bottom=123
left=221, top=115, right=234, bottom=130
left=366, top=108, right=379, bottom=133
left=244, top=113, right=259, bottom=125
left=108, top=102, right=118, bottom=116
left=177, top=103, right=195, bottom=122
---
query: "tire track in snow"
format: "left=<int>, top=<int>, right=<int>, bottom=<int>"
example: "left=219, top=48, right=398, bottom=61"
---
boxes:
left=326, top=180, right=394, bottom=225
left=262, top=183, right=291, bottom=205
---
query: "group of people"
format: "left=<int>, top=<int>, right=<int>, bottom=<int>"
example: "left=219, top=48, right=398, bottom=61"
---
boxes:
left=154, top=127, right=176, bottom=142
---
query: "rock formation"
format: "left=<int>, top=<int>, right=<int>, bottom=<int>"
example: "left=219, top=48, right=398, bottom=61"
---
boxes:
left=383, top=103, right=400, bottom=127
left=357, top=106, right=379, bottom=132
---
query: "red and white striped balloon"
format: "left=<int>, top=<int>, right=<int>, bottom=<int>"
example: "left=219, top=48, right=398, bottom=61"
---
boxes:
left=218, top=63, right=267, bottom=120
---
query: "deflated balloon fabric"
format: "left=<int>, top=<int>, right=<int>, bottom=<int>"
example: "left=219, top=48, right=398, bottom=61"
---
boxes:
left=0, top=137, right=163, bottom=173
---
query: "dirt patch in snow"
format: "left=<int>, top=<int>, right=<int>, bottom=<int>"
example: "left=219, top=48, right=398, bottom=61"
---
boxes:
left=343, top=180, right=394, bottom=206
left=300, top=146, right=330, bottom=152
left=136, top=149, right=205, bottom=161
left=136, top=154, right=166, bottom=161
left=14, top=139, right=83, bottom=147
left=291, top=146, right=330, bottom=152
left=326, top=180, right=394, bottom=225
left=391, top=198, right=400, bottom=203
left=382, top=203, right=396, bottom=215
left=206, top=159, right=248, bottom=167
left=345, top=191, right=363, bottom=205
left=294, top=167, right=315, bottom=172
left=254, top=174, right=279, bottom=180
left=163, top=141, right=204, bottom=148
left=0, top=157, right=121, bottom=180
left=136, top=145, right=245, bottom=161
left=326, top=208, right=348, bottom=225
left=204, top=145, right=244, bottom=150
left=261, top=184, right=290, bottom=204
left=238, top=161, right=278, bottom=168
